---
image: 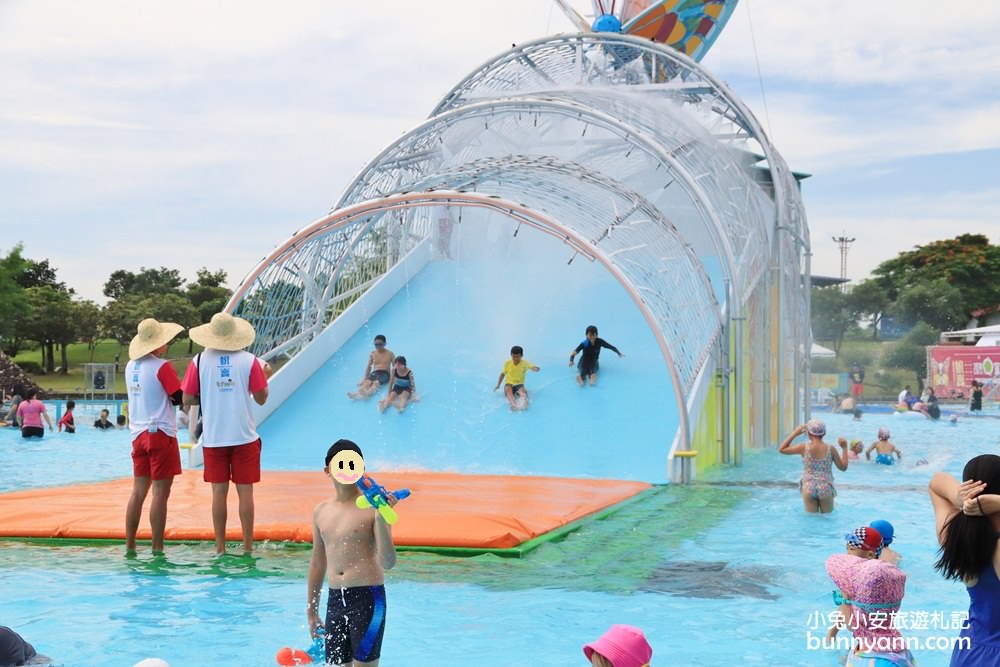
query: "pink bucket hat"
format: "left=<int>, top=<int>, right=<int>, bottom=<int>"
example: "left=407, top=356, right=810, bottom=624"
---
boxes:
left=583, top=625, right=652, bottom=667
left=826, top=553, right=906, bottom=611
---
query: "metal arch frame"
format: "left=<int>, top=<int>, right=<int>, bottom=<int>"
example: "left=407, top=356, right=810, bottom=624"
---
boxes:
left=431, top=33, right=812, bottom=449
left=227, top=190, right=694, bottom=477
left=337, top=98, right=742, bottom=309
left=434, top=34, right=765, bottom=160
left=399, top=152, right=725, bottom=329
left=429, top=31, right=807, bottom=302
left=334, top=96, right=753, bottom=411
left=247, top=138, right=726, bottom=395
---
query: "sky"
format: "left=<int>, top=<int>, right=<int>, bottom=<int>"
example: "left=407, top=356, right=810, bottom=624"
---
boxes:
left=2, top=0, right=999, bottom=303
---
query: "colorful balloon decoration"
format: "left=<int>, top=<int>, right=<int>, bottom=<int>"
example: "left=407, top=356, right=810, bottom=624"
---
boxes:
left=558, top=0, right=739, bottom=62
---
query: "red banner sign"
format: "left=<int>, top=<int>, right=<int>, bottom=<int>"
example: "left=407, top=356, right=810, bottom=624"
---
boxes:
left=928, top=346, right=1000, bottom=400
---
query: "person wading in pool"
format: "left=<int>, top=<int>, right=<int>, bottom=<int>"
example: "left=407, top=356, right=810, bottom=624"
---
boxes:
left=865, top=427, right=901, bottom=465
left=779, top=419, right=849, bottom=513
left=181, top=313, right=270, bottom=555
left=15, top=388, right=52, bottom=438
left=928, top=454, right=1000, bottom=666
left=0, top=625, right=50, bottom=665
left=124, top=318, right=185, bottom=555
left=307, top=439, right=397, bottom=667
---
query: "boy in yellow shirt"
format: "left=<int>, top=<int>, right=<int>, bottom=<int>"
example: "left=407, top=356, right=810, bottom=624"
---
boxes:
left=493, top=345, right=540, bottom=411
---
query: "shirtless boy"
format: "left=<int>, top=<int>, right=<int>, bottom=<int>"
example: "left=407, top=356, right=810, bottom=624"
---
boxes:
left=348, top=336, right=394, bottom=401
left=866, top=427, right=902, bottom=465
left=307, top=440, right=397, bottom=667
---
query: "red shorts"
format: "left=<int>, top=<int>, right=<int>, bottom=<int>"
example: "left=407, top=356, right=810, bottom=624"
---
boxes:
left=203, top=439, right=262, bottom=484
left=850, top=383, right=864, bottom=397
left=131, top=430, right=182, bottom=480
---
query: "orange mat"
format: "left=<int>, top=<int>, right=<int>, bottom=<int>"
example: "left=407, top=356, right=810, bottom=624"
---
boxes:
left=0, top=471, right=650, bottom=550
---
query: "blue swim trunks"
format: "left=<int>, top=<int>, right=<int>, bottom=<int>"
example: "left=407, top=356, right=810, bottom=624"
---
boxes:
left=876, top=453, right=895, bottom=465
left=325, top=585, right=386, bottom=664
left=367, top=370, right=390, bottom=385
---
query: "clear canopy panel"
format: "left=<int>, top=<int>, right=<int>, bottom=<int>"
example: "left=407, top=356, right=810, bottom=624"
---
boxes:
left=229, top=33, right=810, bottom=471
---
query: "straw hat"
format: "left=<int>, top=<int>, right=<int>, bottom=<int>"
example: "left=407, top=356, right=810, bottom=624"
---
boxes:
left=128, top=319, right=184, bottom=360
left=188, top=312, right=256, bottom=351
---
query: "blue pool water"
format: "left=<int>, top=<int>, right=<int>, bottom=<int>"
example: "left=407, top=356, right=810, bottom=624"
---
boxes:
left=2, top=248, right=998, bottom=665
left=2, top=400, right=997, bottom=665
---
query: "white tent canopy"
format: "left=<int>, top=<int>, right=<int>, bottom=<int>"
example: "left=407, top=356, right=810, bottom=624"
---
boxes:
left=811, top=343, right=836, bottom=358
left=941, top=323, right=1000, bottom=346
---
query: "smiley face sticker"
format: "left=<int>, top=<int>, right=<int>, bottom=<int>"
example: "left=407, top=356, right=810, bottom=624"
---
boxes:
left=324, top=439, right=365, bottom=485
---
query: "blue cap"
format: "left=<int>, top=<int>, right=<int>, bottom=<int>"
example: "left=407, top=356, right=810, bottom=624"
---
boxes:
left=870, top=519, right=894, bottom=546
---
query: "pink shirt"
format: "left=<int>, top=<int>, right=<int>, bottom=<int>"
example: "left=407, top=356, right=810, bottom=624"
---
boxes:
left=16, top=400, right=47, bottom=428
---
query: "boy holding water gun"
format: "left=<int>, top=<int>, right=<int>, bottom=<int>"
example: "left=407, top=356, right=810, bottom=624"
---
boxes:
left=307, top=439, right=397, bottom=667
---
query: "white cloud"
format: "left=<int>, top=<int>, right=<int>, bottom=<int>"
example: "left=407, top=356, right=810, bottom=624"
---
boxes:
left=808, top=188, right=1000, bottom=281
left=708, top=0, right=1000, bottom=89
left=1, top=0, right=998, bottom=303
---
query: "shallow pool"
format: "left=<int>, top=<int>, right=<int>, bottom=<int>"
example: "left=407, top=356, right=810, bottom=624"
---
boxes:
left=1, top=407, right=996, bottom=665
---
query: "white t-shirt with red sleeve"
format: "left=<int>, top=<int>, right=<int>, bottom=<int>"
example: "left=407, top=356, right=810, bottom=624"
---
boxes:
left=126, top=355, right=181, bottom=439
left=180, top=348, right=267, bottom=448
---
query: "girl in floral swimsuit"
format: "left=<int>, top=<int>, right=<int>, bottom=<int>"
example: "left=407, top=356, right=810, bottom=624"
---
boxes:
left=779, top=419, right=849, bottom=513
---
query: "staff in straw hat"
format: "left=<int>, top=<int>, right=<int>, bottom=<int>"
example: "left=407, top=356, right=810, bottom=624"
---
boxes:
left=125, top=318, right=185, bottom=555
left=181, top=312, right=270, bottom=555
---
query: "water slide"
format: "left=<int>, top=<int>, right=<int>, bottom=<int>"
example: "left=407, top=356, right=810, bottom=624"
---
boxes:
left=256, top=225, right=680, bottom=484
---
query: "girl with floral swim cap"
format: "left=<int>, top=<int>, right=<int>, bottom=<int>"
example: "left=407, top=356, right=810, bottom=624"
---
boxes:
left=779, top=419, right=849, bottom=513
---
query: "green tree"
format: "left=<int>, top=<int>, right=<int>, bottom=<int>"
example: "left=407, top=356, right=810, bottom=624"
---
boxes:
left=135, top=293, right=201, bottom=334
left=846, top=279, right=891, bottom=340
left=871, top=234, right=1000, bottom=321
left=102, top=297, right=143, bottom=346
left=103, top=294, right=200, bottom=358
left=889, top=280, right=966, bottom=332
left=186, top=267, right=231, bottom=323
left=16, top=258, right=71, bottom=293
left=882, top=322, right=939, bottom=391
left=810, top=287, right=854, bottom=353
left=0, top=245, right=29, bottom=353
left=22, top=286, right=76, bottom=373
left=72, top=300, right=103, bottom=361
left=103, top=267, right=185, bottom=300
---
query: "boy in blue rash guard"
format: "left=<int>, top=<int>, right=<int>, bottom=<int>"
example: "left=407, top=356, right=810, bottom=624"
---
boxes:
left=568, top=325, right=624, bottom=387
left=307, top=440, right=397, bottom=666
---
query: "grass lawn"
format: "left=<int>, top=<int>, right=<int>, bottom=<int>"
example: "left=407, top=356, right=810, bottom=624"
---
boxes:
left=813, top=338, right=922, bottom=401
left=12, top=340, right=201, bottom=397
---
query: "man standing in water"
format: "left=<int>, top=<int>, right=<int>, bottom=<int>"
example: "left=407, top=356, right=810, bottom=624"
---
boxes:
left=124, top=318, right=185, bottom=555
left=182, top=312, right=270, bottom=554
